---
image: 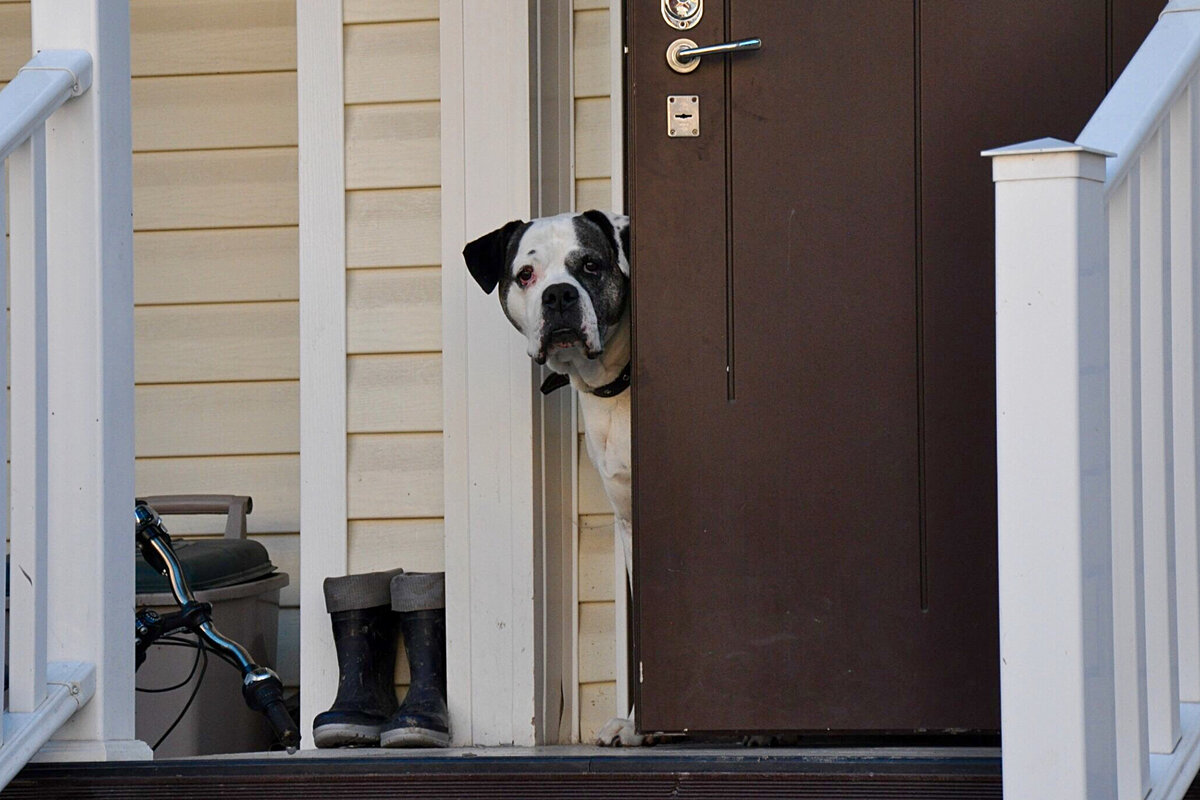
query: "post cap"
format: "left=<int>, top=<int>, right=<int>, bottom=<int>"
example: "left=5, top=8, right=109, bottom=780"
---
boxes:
left=981, top=137, right=1115, bottom=159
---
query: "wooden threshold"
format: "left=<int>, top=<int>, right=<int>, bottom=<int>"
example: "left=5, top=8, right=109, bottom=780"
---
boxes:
left=7, top=745, right=1010, bottom=799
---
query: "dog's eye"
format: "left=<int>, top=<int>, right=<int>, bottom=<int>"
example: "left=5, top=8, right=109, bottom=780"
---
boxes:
left=517, top=266, right=535, bottom=286
left=583, top=259, right=601, bottom=275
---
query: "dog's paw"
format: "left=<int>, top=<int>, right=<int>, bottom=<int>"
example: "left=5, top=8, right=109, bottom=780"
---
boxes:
left=594, top=717, right=652, bottom=747
left=740, top=733, right=802, bottom=747
left=741, top=734, right=775, bottom=747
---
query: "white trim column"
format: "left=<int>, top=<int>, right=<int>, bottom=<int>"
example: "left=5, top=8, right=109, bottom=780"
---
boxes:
left=32, top=0, right=150, bottom=762
left=441, top=0, right=541, bottom=746
left=608, top=0, right=630, bottom=721
left=532, top=0, right=579, bottom=745
left=296, top=0, right=348, bottom=748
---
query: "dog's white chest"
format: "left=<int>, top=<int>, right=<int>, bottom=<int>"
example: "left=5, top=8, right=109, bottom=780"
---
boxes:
left=578, top=390, right=632, bottom=525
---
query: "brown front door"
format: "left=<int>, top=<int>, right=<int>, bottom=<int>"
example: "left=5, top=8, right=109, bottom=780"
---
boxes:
left=628, top=0, right=1160, bottom=734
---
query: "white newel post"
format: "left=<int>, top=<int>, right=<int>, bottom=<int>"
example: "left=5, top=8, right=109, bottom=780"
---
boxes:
left=30, top=0, right=149, bottom=761
left=987, top=139, right=1117, bottom=800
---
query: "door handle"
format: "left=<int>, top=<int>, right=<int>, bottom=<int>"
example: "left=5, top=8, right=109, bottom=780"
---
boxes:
left=667, top=37, right=762, bottom=73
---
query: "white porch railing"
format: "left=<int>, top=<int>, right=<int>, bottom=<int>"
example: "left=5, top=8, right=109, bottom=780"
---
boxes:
left=989, top=2, right=1200, bottom=798
left=0, top=1, right=147, bottom=790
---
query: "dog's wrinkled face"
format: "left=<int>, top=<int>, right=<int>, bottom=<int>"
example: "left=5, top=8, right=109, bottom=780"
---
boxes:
left=463, top=210, right=630, bottom=369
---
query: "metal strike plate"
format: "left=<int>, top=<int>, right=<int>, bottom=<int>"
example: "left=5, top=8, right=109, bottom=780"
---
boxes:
left=668, top=95, right=699, bottom=138
left=662, top=0, right=702, bottom=30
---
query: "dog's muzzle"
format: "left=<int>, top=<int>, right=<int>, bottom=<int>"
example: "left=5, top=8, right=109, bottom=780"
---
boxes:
left=538, top=282, right=590, bottom=359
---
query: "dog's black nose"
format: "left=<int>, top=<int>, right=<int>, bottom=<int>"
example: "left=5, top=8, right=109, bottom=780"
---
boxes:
left=542, top=283, right=579, bottom=312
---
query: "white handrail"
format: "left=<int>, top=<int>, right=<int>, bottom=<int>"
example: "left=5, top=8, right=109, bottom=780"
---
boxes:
left=989, top=3, right=1200, bottom=799
left=1078, top=1, right=1200, bottom=188
left=0, top=50, right=91, bottom=163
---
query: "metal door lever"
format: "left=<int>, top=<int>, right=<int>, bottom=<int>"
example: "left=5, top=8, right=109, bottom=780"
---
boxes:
left=667, top=37, right=761, bottom=73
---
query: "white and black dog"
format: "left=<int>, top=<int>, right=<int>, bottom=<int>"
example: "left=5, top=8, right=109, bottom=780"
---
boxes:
left=463, top=210, right=644, bottom=746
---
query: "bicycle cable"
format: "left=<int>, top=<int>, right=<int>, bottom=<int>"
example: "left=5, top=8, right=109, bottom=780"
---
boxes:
left=136, top=636, right=204, bottom=694
left=141, top=635, right=243, bottom=671
left=151, top=641, right=208, bottom=752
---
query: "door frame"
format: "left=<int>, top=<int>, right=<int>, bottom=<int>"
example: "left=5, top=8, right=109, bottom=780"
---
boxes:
left=297, top=0, right=615, bottom=747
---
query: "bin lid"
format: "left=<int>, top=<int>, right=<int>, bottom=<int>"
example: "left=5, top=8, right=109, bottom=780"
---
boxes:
left=136, top=538, right=277, bottom=594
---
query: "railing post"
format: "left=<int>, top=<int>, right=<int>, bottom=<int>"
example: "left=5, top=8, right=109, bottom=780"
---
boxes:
left=986, top=138, right=1117, bottom=800
left=28, top=0, right=150, bottom=761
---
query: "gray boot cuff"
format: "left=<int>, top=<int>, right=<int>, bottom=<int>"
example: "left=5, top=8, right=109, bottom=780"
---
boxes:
left=391, top=572, right=445, bottom=612
left=324, top=568, right=405, bottom=613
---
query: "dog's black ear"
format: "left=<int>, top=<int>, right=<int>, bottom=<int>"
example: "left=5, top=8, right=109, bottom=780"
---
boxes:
left=581, top=210, right=631, bottom=276
left=463, top=219, right=526, bottom=295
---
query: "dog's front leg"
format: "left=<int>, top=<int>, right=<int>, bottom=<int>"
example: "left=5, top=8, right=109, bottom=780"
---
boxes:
left=616, top=514, right=633, bottom=594
left=594, top=514, right=660, bottom=746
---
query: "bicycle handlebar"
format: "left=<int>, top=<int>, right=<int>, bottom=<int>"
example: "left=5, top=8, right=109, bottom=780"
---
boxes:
left=135, top=500, right=301, bottom=752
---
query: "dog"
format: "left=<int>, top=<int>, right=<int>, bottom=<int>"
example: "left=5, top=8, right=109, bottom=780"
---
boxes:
left=463, top=210, right=645, bottom=746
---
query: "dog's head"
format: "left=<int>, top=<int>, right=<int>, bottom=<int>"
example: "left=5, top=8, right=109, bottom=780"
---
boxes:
left=463, top=210, right=630, bottom=370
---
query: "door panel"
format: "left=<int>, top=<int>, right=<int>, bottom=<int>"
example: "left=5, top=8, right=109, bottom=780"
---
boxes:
left=629, top=0, right=1163, bottom=735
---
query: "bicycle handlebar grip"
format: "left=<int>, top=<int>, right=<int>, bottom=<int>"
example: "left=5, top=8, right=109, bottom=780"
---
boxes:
left=242, top=669, right=300, bottom=752
left=263, top=698, right=301, bottom=751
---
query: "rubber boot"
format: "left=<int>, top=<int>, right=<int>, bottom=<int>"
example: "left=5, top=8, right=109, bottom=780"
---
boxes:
left=312, top=569, right=404, bottom=747
left=381, top=572, right=450, bottom=747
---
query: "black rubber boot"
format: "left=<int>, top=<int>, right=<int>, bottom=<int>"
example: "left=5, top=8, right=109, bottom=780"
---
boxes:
left=312, top=569, right=403, bottom=748
left=381, top=572, right=449, bottom=748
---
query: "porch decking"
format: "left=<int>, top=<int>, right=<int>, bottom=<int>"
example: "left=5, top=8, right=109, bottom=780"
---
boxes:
left=8, top=746, right=1008, bottom=799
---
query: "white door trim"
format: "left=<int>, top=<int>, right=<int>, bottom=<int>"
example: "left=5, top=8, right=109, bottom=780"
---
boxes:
left=441, top=0, right=581, bottom=746
left=441, top=0, right=540, bottom=747
left=609, top=0, right=630, bottom=721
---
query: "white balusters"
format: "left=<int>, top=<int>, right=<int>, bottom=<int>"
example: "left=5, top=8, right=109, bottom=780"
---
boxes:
left=6, top=125, right=49, bottom=716
left=1110, top=170, right=1152, bottom=800
left=1169, top=81, right=1200, bottom=708
left=1139, top=125, right=1184, bottom=756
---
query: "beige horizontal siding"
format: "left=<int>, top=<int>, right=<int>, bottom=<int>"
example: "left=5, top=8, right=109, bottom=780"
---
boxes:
left=575, top=97, right=612, bottom=181
left=135, top=301, right=299, bottom=384
left=136, top=454, right=299, bottom=534
left=346, top=188, right=441, bottom=267
left=133, top=73, right=298, bottom=151
left=0, top=2, right=29, bottom=84
left=348, top=353, right=442, bottom=433
left=344, top=0, right=437, bottom=23
left=574, top=8, right=610, bottom=98
left=578, top=435, right=613, bottom=515
left=131, top=0, right=296, bottom=77
left=99, top=0, right=306, bottom=698
left=579, top=514, right=616, bottom=602
left=136, top=381, right=298, bottom=457
left=344, top=20, right=439, bottom=104
left=580, top=682, right=617, bottom=743
left=348, top=519, right=445, bottom=574
left=347, top=433, right=444, bottom=519
left=345, top=102, right=439, bottom=190
left=134, top=148, right=298, bottom=231
left=576, top=178, right=612, bottom=215
left=579, top=602, right=615, bottom=684
left=134, top=228, right=298, bottom=305
left=346, top=268, right=441, bottom=354
left=341, top=7, right=445, bottom=704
